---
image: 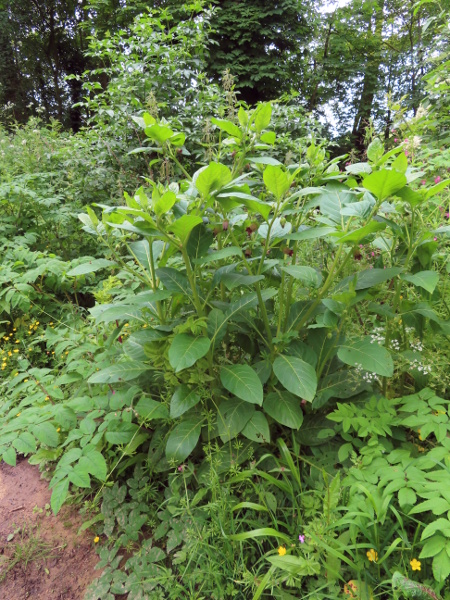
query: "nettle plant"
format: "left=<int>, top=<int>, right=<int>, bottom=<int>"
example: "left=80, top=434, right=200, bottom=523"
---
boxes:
left=75, top=103, right=448, bottom=465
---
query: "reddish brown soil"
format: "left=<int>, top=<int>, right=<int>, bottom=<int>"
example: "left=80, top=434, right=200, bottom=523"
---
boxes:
left=0, top=458, right=100, bottom=600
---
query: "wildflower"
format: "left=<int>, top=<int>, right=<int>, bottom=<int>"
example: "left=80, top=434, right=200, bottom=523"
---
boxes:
left=278, top=546, right=287, bottom=556
left=94, top=536, right=100, bottom=543
left=418, top=429, right=423, bottom=441
left=434, top=176, right=441, bottom=184
left=57, top=428, right=61, bottom=432
left=410, top=558, right=421, bottom=571
left=366, top=549, right=378, bottom=562
left=421, top=179, right=426, bottom=185
left=16, top=412, right=21, bottom=416
left=394, top=138, right=398, bottom=142
left=24, top=379, right=28, bottom=382
left=299, top=534, right=305, bottom=543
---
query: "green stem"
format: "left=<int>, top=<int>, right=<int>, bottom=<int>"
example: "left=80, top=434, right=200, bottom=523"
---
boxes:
left=181, top=246, right=204, bottom=318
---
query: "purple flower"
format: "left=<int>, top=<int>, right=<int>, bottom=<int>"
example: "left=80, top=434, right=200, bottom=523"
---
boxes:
left=299, top=535, right=305, bottom=544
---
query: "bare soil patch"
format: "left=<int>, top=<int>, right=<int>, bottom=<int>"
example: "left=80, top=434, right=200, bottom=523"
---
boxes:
left=0, top=458, right=99, bottom=600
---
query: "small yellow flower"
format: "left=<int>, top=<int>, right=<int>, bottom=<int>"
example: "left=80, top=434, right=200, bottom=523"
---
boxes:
left=418, top=429, right=423, bottom=441
left=13, top=349, right=19, bottom=353
left=277, top=546, right=287, bottom=556
left=366, top=549, right=378, bottom=562
left=94, top=536, right=100, bottom=543
left=45, top=396, right=50, bottom=401
left=14, top=372, right=19, bottom=376
left=24, top=378, right=28, bottom=382
left=16, top=412, right=21, bottom=417
left=13, top=328, right=16, bottom=331
left=15, top=340, right=19, bottom=343
left=57, top=428, right=61, bottom=432
left=410, top=558, right=421, bottom=571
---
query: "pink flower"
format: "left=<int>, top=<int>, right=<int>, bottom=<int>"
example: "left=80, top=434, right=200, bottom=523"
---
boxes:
left=421, top=180, right=426, bottom=185
left=394, top=138, right=398, bottom=142
left=299, top=535, right=305, bottom=543
left=434, top=176, right=441, bottom=184
left=404, top=150, right=409, bottom=156
left=371, top=252, right=375, bottom=257
left=404, top=138, right=409, bottom=143
left=434, top=237, right=437, bottom=241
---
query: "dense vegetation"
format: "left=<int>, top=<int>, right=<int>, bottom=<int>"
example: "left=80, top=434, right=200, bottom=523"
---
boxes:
left=0, top=1, right=449, bottom=598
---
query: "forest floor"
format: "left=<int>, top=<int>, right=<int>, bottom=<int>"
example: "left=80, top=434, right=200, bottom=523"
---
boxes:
left=0, top=459, right=100, bottom=599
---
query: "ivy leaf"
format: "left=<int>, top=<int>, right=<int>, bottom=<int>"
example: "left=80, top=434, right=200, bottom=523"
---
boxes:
left=168, top=334, right=211, bottom=372
left=220, top=364, right=263, bottom=405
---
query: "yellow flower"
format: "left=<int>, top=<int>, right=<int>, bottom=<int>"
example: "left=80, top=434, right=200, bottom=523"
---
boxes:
left=410, top=558, right=421, bottom=571
left=57, top=428, right=61, bottom=432
left=45, top=396, right=50, bottom=401
left=418, top=429, right=423, bottom=441
left=94, top=536, right=100, bottom=543
left=24, top=378, right=28, bottom=382
left=13, top=349, right=19, bottom=353
left=366, top=549, right=378, bottom=562
left=16, top=412, right=21, bottom=417
left=277, top=546, right=287, bottom=556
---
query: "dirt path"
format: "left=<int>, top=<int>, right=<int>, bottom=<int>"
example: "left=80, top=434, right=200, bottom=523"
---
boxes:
left=0, top=459, right=100, bottom=600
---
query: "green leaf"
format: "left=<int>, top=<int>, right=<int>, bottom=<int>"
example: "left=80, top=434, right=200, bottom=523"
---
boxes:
left=135, top=397, right=168, bottom=420
left=432, top=548, right=450, bottom=583
left=420, top=536, right=447, bottom=559
left=335, top=221, right=386, bottom=244
left=88, top=361, right=148, bottom=383
left=33, top=422, right=59, bottom=447
left=145, top=123, right=174, bottom=144
left=402, top=271, right=439, bottom=294
left=217, top=398, right=255, bottom=442
left=367, top=138, right=384, bottom=163
left=195, top=162, right=232, bottom=196
left=218, top=192, right=272, bottom=221
left=193, top=246, right=242, bottom=265
left=273, top=355, right=317, bottom=402
left=170, top=385, right=201, bottom=418
left=398, top=487, right=417, bottom=508
left=12, top=432, right=37, bottom=455
left=211, top=117, right=242, bottom=139
left=165, top=419, right=202, bottom=462
left=422, top=519, right=450, bottom=540
left=253, top=103, right=272, bottom=133
left=267, top=554, right=320, bottom=576
left=220, top=364, right=263, bottom=405
left=260, top=131, right=276, bottom=144
left=410, top=498, right=450, bottom=516
left=263, top=165, right=290, bottom=200
left=185, top=224, right=214, bottom=259
left=220, top=272, right=264, bottom=290
left=425, top=178, right=450, bottom=200
left=354, top=267, right=402, bottom=290
left=264, top=390, right=303, bottom=429
left=281, top=266, right=322, bottom=288
left=154, top=191, right=176, bottom=217
left=2, top=446, right=16, bottom=466
left=78, top=450, right=107, bottom=481
left=51, top=478, right=70, bottom=515
left=241, top=412, right=270, bottom=443
left=362, top=169, right=407, bottom=201
left=338, top=338, right=394, bottom=377
left=392, top=152, right=408, bottom=173
left=168, top=334, right=211, bottom=372
left=317, top=183, right=356, bottom=224
left=67, top=258, right=116, bottom=276
left=286, top=227, right=336, bottom=241
left=156, top=267, right=190, bottom=295
left=169, top=215, right=204, bottom=245
left=68, top=465, right=91, bottom=488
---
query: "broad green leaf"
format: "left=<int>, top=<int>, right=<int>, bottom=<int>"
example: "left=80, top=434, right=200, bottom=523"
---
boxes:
left=267, top=554, right=320, bottom=576
left=193, top=246, right=242, bottom=265
left=2, top=446, right=16, bottom=466
left=345, top=162, right=372, bottom=175
left=241, top=412, right=270, bottom=443
left=217, top=398, right=255, bottom=442
left=338, top=338, right=393, bottom=377
left=67, top=258, right=116, bottom=276
left=170, top=385, right=201, bottom=418
left=12, top=432, right=37, bottom=455
left=392, top=152, right=408, bottom=173
left=402, top=270, right=439, bottom=294
left=154, top=190, right=176, bottom=216
left=220, top=364, right=263, bottom=405
left=169, top=132, right=186, bottom=146
left=263, top=165, right=290, bottom=200
left=156, top=267, right=190, bottom=295
left=69, top=465, right=91, bottom=488
left=273, top=355, right=317, bottom=402
left=425, top=178, right=450, bottom=200
left=258, top=217, right=292, bottom=240
left=145, top=123, right=174, bottom=144
left=286, top=226, right=336, bottom=241
left=186, top=224, right=214, bottom=259
left=135, top=397, right=168, bottom=420
left=420, top=536, right=447, bottom=559
left=33, top=422, right=59, bottom=447
left=88, top=361, right=148, bottom=383
left=104, top=422, right=139, bottom=445
left=211, top=117, right=242, bottom=139
left=165, top=418, right=202, bottom=462
left=51, top=478, right=70, bottom=515
left=253, top=102, right=272, bottom=133
left=247, top=156, right=282, bottom=166
left=169, top=215, right=203, bottom=244
left=335, top=221, right=386, bottom=244
left=366, top=138, right=384, bottom=163
left=260, top=131, right=276, bottom=144
left=421, top=518, right=450, bottom=540
left=195, top=162, right=232, bottom=197
left=354, top=267, right=402, bottom=290
left=169, top=334, right=211, bottom=372
left=264, top=390, right=304, bottom=429
left=317, top=183, right=356, bottom=225
left=77, top=451, right=107, bottom=481
left=207, top=308, right=227, bottom=351
left=340, top=197, right=374, bottom=218
left=432, top=548, right=450, bottom=583
left=281, top=266, right=322, bottom=288
left=218, top=192, right=271, bottom=221
left=220, top=272, right=264, bottom=290
left=363, top=169, right=407, bottom=201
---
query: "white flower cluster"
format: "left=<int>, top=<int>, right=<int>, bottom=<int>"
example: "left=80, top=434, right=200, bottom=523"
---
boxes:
left=354, top=363, right=379, bottom=384
left=390, top=338, right=400, bottom=351
left=410, top=359, right=432, bottom=375
left=410, top=340, right=424, bottom=352
left=370, top=326, right=385, bottom=345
